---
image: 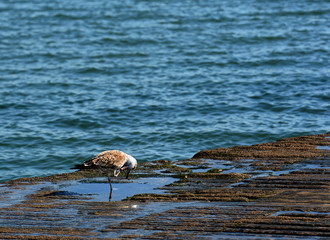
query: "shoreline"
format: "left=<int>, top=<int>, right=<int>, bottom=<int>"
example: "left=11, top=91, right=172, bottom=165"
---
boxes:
left=0, top=132, right=329, bottom=239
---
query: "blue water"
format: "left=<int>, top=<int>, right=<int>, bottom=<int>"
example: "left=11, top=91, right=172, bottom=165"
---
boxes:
left=0, top=0, right=329, bottom=182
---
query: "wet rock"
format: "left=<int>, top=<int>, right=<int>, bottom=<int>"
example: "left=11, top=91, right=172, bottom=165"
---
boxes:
left=0, top=132, right=329, bottom=239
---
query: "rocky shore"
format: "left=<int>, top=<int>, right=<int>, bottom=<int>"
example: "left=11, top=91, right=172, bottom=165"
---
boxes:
left=0, top=132, right=329, bottom=239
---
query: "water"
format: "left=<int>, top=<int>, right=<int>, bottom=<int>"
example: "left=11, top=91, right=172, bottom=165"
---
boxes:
left=62, top=177, right=175, bottom=202
left=0, top=0, right=329, bottom=182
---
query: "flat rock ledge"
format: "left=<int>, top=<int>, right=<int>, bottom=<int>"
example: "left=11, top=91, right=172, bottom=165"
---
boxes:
left=0, top=132, right=329, bottom=239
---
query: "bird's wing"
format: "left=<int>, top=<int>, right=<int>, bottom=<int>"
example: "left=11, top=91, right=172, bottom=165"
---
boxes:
left=88, top=150, right=127, bottom=168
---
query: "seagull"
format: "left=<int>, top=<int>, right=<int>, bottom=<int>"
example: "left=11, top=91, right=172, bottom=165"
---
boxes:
left=75, top=150, right=137, bottom=200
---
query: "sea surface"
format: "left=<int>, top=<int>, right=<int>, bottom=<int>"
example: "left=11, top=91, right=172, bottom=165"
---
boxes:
left=0, top=0, right=329, bottom=182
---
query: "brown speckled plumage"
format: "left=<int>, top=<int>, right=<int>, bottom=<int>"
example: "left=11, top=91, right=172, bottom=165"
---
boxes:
left=84, top=150, right=127, bottom=169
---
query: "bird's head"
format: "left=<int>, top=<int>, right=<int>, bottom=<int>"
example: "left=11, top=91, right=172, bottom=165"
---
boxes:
left=124, top=154, right=137, bottom=179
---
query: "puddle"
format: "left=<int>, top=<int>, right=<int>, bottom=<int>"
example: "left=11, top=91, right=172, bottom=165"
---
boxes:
left=317, top=145, right=330, bottom=150
left=62, top=177, right=175, bottom=202
left=224, top=159, right=329, bottom=188
left=153, top=169, right=176, bottom=175
left=193, top=159, right=256, bottom=177
left=174, top=159, right=236, bottom=173
left=203, top=232, right=310, bottom=239
left=270, top=210, right=330, bottom=217
left=0, top=182, right=51, bottom=208
left=271, top=162, right=328, bottom=176
left=0, top=177, right=176, bottom=206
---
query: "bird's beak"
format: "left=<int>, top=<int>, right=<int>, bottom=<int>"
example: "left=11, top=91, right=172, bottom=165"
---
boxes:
left=126, top=169, right=131, bottom=179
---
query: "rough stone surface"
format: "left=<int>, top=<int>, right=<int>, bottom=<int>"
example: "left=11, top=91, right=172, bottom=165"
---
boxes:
left=0, top=132, right=329, bottom=239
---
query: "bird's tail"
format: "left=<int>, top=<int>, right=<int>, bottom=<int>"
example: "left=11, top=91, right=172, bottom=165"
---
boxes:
left=71, top=164, right=85, bottom=170
left=71, top=158, right=94, bottom=170
left=82, top=158, right=94, bottom=167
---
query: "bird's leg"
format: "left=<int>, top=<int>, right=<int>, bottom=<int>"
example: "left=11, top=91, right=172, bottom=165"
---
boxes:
left=107, top=172, right=112, bottom=201
left=120, top=166, right=128, bottom=171
left=114, top=169, right=120, bottom=177
left=126, top=169, right=131, bottom=179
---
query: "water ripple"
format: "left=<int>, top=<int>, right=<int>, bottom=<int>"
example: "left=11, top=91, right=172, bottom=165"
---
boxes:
left=0, top=0, right=329, bottom=181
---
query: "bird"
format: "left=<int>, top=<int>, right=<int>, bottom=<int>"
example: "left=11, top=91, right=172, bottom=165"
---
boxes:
left=74, top=150, right=137, bottom=201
